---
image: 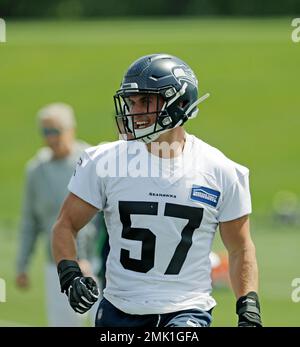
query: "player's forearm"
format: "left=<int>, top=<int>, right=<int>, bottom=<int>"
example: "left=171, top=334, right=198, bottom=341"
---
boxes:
left=228, top=241, right=259, bottom=299
left=52, top=218, right=78, bottom=264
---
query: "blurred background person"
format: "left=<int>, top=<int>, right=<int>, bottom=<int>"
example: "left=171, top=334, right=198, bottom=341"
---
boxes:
left=210, top=251, right=230, bottom=289
left=272, top=190, right=300, bottom=227
left=15, top=102, right=104, bottom=326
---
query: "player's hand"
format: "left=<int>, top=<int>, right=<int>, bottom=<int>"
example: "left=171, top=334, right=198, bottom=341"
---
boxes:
left=57, top=259, right=99, bottom=314
left=68, top=276, right=100, bottom=313
left=236, top=291, right=262, bottom=327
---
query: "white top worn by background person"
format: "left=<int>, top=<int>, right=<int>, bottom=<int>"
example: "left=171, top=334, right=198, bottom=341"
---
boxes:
left=16, top=103, right=99, bottom=326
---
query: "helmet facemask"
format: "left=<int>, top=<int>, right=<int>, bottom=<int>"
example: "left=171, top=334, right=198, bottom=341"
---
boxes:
left=114, top=89, right=173, bottom=143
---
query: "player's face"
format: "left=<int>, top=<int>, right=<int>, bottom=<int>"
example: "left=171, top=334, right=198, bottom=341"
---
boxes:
left=125, top=94, right=164, bottom=131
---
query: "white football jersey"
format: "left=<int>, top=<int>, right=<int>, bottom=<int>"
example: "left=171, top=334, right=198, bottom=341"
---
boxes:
left=68, top=133, right=252, bottom=314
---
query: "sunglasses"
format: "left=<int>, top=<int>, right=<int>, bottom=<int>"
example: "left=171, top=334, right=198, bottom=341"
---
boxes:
left=41, top=127, right=62, bottom=137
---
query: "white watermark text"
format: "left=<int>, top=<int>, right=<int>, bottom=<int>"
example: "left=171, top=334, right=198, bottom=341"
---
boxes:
left=0, top=278, right=6, bottom=302
left=0, top=18, right=6, bottom=42
left=291, top=278, right=300, bottom=302
left=291, top=18, right=300, bottom=43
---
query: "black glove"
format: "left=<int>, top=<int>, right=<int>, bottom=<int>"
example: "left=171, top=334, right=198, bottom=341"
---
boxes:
left=236, top=291, right=262, bottom=327
left=57, top=260, right=99, bottom=314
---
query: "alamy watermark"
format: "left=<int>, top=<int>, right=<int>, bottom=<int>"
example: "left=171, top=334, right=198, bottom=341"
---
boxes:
left=291, top=18, right=300, bottom=43
left=90, top=140, right=195, bottom=183
left=291, top=278, right=300, bottom=303
left=0, top=278, right=6, bottom=303
left=0, top=18, right=6, bottom=42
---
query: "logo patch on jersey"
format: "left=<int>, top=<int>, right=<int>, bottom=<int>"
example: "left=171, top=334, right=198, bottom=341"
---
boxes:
left=190, top=185, right=220, bottom=207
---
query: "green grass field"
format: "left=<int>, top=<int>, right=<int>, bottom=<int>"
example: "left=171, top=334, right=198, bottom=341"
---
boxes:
left=0, top=18, right=299, bottom=326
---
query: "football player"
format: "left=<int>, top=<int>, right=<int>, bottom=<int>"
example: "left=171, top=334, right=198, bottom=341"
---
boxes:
left=52, top=54, right=262, bottom=327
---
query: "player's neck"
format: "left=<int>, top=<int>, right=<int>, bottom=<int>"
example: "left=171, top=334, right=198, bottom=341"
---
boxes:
left=146, top=127, right=186, bottom=159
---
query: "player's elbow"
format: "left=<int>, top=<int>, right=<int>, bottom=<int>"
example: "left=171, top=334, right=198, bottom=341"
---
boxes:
left=53, top=208, right=79, bottom=237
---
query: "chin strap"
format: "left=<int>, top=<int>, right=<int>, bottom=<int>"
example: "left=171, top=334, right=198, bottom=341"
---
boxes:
left=139, top=128, right=169, bottom=144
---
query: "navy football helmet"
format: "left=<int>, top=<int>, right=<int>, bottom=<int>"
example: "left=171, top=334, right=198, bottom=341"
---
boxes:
left=114, top=53, right=209, bottom=143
